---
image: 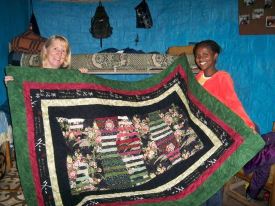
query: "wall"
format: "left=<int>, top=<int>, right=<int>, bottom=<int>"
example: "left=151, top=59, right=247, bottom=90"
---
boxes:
left=0, top=0, right=30, bottom=105
left=3, top=0, right=275, bottom=134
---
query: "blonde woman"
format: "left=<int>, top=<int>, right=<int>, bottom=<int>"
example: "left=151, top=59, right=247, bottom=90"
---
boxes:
left=40, top=35, right=71, bottom=69
left=5, top=35, right=71, bottom=84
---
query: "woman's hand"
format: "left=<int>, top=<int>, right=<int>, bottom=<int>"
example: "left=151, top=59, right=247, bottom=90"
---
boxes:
left=4, top=76, right=14, bottom=84
left=78, top=68, right=89, bottom=74
left=250, top=125, right=258, bottom=134
left=251, top=127, right=257, bottom=134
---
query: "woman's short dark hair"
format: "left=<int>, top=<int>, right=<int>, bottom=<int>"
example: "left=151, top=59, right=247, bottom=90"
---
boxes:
left=193, top=40, right=221, bottom=55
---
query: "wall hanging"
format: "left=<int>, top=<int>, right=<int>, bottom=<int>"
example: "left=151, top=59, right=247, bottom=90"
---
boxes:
left=90, top=1, right=113, bottom=48
left=239, top=0, right=275, bottom=34
left=29, top=0, right=40, bottom=35
left=135, top=0, right=153, bottom=28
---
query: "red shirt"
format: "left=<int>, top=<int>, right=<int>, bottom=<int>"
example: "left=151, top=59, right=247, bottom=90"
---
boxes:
left=196, top=70, right=255, bottom=129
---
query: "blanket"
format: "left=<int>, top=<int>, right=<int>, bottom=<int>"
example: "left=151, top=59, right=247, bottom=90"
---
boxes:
left=8, top=52, right=177, bottom=72
left=8, top=52, right=199, bottom=74
left=6, top=56, right=264, bottom=206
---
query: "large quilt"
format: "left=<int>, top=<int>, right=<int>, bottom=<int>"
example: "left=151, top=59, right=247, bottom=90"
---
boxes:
left=6, top=56, right=264, bottom=206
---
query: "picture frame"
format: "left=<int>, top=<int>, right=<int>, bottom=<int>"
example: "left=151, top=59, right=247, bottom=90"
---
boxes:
left=266, top=16, right=275, bottom=27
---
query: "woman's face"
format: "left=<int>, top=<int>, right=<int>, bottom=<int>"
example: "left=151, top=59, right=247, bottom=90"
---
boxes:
left=194, top=46, right=218, bottom=72
left=45, top=39, right=67, bottom=69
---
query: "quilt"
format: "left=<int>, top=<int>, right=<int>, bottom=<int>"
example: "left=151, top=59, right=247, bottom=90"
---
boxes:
left=6, top=56, right=265, bottom=206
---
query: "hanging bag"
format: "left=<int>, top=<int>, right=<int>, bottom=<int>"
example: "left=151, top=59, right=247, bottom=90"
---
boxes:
left=135, top=0, right=153, bottom=29
left=90, top=1, right=113, bottom=48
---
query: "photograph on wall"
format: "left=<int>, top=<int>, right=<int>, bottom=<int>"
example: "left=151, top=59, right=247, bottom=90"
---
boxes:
left=266, top=16, right=275, bottom=27
left=239, top=14, right=250, bottom=24
left=264, top=0, right=273, bottom=8
left=244, top=0, right=255, bottom=6
left=252, top=8, right=264, bottom=19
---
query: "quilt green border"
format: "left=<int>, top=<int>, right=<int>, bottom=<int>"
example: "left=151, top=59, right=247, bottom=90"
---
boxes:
left=6, top=56, right=265, bottom=206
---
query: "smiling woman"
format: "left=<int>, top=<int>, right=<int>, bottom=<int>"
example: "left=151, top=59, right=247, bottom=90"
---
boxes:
left=4, top=35, right=71, bottom=84
left=194, top=40, right=255, bottom=131
left=194, top=40, right=257, bottom=206
left=41, top=35, right=71, bottom=69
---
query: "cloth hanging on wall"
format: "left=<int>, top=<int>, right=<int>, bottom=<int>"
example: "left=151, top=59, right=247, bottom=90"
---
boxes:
left=30, top=12, right=40, bottom=35
left=29, top=0, right=40, bottom=35
left=135, top=0, right=153, bottom=28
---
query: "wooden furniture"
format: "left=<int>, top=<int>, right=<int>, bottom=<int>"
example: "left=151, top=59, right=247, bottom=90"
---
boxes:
left=4, top=140, right=12, bottom=171
left=226, top=122, right=275, bottom=206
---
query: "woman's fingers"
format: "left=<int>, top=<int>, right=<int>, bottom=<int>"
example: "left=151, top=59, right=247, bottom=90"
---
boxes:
left=78, top=68, right=89, bottom=73
left=4, top=76, right=14, bottom=84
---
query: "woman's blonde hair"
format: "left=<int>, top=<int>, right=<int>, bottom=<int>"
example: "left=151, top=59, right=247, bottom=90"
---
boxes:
left=40, top=35, right=71, bottom=68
